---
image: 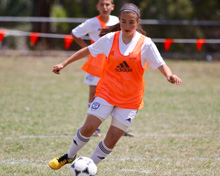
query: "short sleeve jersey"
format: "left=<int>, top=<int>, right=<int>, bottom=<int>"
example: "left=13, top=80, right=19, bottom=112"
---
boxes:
left=88, top=31, right=165, bottom=70
left=72, top=15, right=119, bottom=42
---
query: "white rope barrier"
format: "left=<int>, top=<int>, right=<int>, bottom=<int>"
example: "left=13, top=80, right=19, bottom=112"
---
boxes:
left=0, top=16, right=87, bottom=23
left=153, top=38, right=220, bottom=44
left=0, top=16, right=220, bottom=26
left=2, top=29, right=220, bottom=44
left=3, top=29, right=90, bottom=40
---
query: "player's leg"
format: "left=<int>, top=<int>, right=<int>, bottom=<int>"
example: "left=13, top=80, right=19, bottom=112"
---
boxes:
left=84, top=73, right=102, bottom=137
left=88, top=85, right=102, bottom=137
left=104, top=125, right=125, bottom=148
left=90, top=107, right=137, bottom=164
left=49, top=97, right=113, bottom=169
left=88, top=85, right=96, bottom=103
left=49, top=114, right=102, bottom=170
left=90, top=123, right=126, bottom=164
left=67, top=114, right=102, bottom=157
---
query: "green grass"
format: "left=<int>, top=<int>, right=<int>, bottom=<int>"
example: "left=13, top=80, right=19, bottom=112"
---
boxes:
left=0, top=56, right=220, bottom=175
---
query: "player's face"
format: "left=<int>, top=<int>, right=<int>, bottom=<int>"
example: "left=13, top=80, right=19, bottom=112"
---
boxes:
left=120, top=12, right=140, bottom=38
left=96, top=0, right=114, bottom=17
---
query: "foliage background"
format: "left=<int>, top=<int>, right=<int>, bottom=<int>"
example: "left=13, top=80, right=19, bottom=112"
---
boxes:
left=0, top=0, right=220, bottom=54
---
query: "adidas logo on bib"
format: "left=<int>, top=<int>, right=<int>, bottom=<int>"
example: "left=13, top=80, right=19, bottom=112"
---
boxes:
left=115, top=61, right=132, bottom=72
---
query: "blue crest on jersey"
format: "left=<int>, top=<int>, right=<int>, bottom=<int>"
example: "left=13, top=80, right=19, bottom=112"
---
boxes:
left=91, top=102, right=100, bottom=111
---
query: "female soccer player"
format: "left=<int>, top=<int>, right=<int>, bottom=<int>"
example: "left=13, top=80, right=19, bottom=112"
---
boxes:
left=49, top=3, right=182, bottom=170
left=71, top=0, right=133, bottom=137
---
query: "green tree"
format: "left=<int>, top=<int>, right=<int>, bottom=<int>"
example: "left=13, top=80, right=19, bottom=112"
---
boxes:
left=31, top=0, right=54, bottom=48
left=191, top=0, right=220, bottom=52
left=192, top=0, right=220, bottom=20
left=0, top=0, right=31, bottom=16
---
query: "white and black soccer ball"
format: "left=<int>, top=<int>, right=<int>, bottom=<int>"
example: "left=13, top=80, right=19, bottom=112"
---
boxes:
left=70, top=157, right=97, bottom=176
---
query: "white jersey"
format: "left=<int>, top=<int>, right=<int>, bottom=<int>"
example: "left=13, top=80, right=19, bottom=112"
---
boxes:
left=72, top=15, right=119, bottom=42
left=88, top=31, right=165, bottom=70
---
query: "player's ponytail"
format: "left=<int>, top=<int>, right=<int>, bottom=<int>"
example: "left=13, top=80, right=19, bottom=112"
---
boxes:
left=99, top=23, right=120, bottom=37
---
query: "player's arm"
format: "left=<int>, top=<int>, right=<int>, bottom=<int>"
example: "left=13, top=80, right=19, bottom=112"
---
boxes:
left=71, top=33, right=88, bottom=48
left=52, top=47, right=90, bottom=74
left=158, top=64, right=182, bottom=85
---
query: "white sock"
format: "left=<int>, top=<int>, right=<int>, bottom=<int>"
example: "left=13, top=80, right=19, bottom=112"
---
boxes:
left=90, top=140, right=113, bottom=165
left=67, top=128, right=90, bottom=159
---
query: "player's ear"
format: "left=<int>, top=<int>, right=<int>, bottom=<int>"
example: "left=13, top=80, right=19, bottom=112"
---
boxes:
left=111, top=4, right=115, bottom=10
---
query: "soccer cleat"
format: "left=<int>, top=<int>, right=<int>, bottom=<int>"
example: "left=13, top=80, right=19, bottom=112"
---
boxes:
left=92, top=129, right=102, bottom=137
left=124, top=131, right=135, bottom=137
left=49, top=153, right=76, bottom=170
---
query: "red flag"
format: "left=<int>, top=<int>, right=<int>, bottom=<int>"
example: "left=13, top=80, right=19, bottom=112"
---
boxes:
left=196, top=39, right=206, bottom=51
left=30, top=33, right=40, bottom=45
left=64, top=35, right=74, bottom=50
left=0, top=30, right=6, bottom=42
left=164, top=39, right=174, bottom=51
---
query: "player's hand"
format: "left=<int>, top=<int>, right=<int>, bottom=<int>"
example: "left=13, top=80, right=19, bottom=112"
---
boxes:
left=52, top=64, right=64, bottom=74
left=167, top=75, right=182, bottom=85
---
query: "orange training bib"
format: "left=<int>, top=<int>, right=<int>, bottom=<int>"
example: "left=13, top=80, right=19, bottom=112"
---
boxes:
left=95, top=31, right=148, bottom=109
left=81, top=16, right=107, bottom=77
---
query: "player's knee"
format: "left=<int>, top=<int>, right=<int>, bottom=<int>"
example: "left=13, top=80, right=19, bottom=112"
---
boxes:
left=81, top=125, right=96, bottom=136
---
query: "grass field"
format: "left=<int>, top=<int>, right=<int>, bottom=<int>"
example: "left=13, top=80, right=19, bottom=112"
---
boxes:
left=0, top=56, right=220, bottom=176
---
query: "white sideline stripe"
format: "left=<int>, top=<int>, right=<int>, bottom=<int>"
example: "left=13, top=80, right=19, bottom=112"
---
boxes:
left=110, top=157, right=220, bottom=161
left=1, top=159, right=45, bottom=167
left=1, top=159, right=215, bottom=175
left=4, top=134, right=73, bottom=140
left=3, top=133, right=219, bottom=140
left=120, top=169, right=201, bottom=175
left=136, top=133, right=219, bottom=137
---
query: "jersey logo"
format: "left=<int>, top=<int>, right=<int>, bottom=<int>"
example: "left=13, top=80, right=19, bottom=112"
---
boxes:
left=91, top=102, right=100, bottom=111
left=115, top=61, right=132, bottom=72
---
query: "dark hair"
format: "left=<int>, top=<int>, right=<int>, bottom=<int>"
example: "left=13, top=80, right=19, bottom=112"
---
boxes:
left=119, top=3, right=140, bottom=19
left=97, top=0, right=114, bottom=4
left=99, top=3, right=146, bottom=37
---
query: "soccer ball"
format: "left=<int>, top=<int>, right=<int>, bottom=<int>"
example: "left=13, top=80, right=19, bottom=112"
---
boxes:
left=70, top=157, right=97, bottom=176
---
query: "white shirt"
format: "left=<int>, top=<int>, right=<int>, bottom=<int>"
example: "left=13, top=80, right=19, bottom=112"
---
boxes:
left=72, top=15, right=119, bottom=42
left=88, top=31, right=165, bottom=70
